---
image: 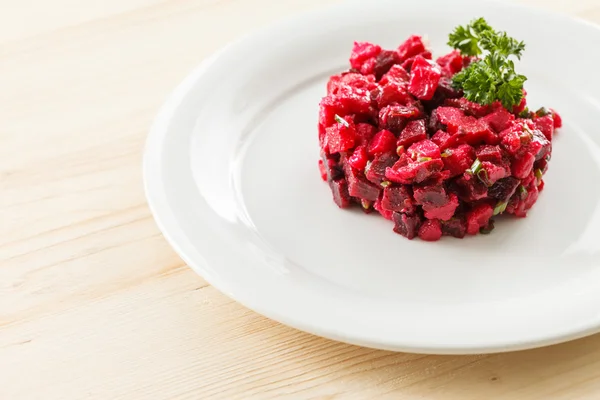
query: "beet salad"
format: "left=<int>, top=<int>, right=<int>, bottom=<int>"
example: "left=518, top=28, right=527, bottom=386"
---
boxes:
left=318, top=18, right=562, bottom=241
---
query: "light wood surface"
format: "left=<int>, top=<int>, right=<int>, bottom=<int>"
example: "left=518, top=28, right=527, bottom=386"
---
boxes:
left=2, top=1, right=600, bottom=399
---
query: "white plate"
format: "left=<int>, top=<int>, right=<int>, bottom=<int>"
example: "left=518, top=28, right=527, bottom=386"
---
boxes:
left=144, top=0, right=600, bottom=354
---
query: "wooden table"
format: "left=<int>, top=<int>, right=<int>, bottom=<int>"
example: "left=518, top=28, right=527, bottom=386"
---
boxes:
left=2, top=0, right=600, bottom=398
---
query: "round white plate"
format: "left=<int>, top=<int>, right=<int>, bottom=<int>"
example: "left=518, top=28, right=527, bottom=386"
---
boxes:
left=144, top=0, right=600, bottom=353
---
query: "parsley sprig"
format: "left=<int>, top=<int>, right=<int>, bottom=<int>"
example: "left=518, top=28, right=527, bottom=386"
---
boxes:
left=448, top=18, right=527, bottom=109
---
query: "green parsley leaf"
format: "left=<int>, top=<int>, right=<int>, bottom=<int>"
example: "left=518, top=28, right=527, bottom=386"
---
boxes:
left=449, top=18, right=527, bottom=108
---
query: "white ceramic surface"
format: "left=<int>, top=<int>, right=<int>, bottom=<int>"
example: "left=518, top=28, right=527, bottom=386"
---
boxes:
left=144, top=0, right=600, bottom=353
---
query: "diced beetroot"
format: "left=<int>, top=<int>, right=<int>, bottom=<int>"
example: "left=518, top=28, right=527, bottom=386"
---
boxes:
left=372, top=81, right=412, bottom=108
left=397, top=119, right=428, bottom=147
left=482, top=108, right=515, bottom=133
left=420, top=169, right=452, bottom=186
left=430, top=106, right=465, bottom=133
left=431, top=130, right=457, bottom=150
left=373, top=198, right=394, bottom=220
left=551, top=108, right=562, bottom=128
left=329, top=178, right=352, bottom=208
left=421, top=77, right=463, bottom=111
left=499, top=123, right=526, bottom=155
left=373, top=50, right=401, bottom=79
left=436, top=50, right=464, bottom=76
left=401, top=51, right=433, bottom=72
left=479, top=161, right=508, bottom=186
left=379, top=64, right=410, bottom=85
left=334, top=85, right=376, bottom=117
left=442, top=144, right=475, bottom=177
left=455, top=174, right=488, bottom=201
left=413, top=184, right=449, bottom=208
left=320, top=152, right=343, bottom=182
left=408, top=56, right=442, bottom=100
left=533, top=115, right=554, bottom=142
left=379, top=103, right=424, bottom=133
left=368, top=129, right=396, bottom=155
left=397, top=35, right=427, bottom=62
left=381, top=185, right=414, bottom=212
left=355, top=123, right=377, bottom=146
left=511, top=152, right=536, bottom=179
left=455, top=116, right=498, bottom=145
left=325, top=118, right=356, bottom=153
left=344, top=164, right=381, bottom=202
left=423, top=193, right=459, bottom=221
left=348, top=146, right=369, bottom=171
left=530, top=129, right=551, bottom=161
left=466, top=203, right=494, bottom=235
left=441, top=216, right=467, bottom=238
left=445, top=97, right=492, bottom=117
left=418, top=219, right=443, bottom=241
left=365, top=152, right=398, bottom=185
left=350, top=42, right=382, bottom=71
left=393, top=211, right=422, bottom=239
left=408, top=139, right=441, bottom=160
left=328, top=72, right=377, bottom=95
left=476, top=145, right=503, bottom=163
left=488, top=177, right=520, bottom=201
left=360, top=58, right=377, bottom=75
left=318, top=160, right=327, bottom=181
left=386, top=158, right=444, bottom=184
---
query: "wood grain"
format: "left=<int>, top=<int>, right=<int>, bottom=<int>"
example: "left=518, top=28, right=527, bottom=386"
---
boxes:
left=1, top=0, right=600, bottom=398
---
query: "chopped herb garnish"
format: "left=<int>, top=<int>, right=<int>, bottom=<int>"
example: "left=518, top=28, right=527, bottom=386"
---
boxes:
left=449, top=18, right=527, bottom=108
left=334, top=114, right=350, bottom=128
left=381, top=180, right=392, bottom=188
left=518, top=107, right=532, bottom=119
left=441, top=150, right=453, bottom=158
left=519, top=185, right=528, bottom=200
left=468, top=158, right=482, bottom=175
left=417, top=156, right=432, bottom=162
left=396, top=145, right=405, bottom=156
left=493, top=201, right=508, bottom=216
left=364, top=160, right=372, bottom=176
left=535, top=168, right=543, bottom=180
left=361, top=199, right=372, bottom=210
left=545, top=154, right=551, bottom=162
left=477, top=168, right=492, bottom=187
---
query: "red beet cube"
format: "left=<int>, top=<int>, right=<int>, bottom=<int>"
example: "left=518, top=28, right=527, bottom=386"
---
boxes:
left=318, top=160, right=327, bottom=181
left=442, top=144, right=476, bottom=177
left=408, top=139, right=441, bottom=160
left=393, top=211, right=422, bottom=239
left=423, top=193, right=459, bottom=221
left=431, top=129, right=458, bottom=150
left=476, top=145, right=503, bottom=163
left=386, top=158, right=444, bottom=184
left=373, top=50, right=401, bottom=79
left=479, top=161, right=508, bottom=186
left=466, top=203, right=494, bottom=235
left=413, top=184, right=449, bottom=208
left=430, top=106, right=465, bottom=133
left=373, top=198, right=394, bottom=220
left=445, top=97, right=492, bottom=117
left=379, top=64, right=410, bottom=85
left=372, top=81, right=412, bottom=108
left=401, top=51, right=433, bottom=72
left=381, top=185, right=414, bottom=212
left=397, top=119, right=428, bottom=147
left=365, top=152, right=398, bottom=184
left=455, top=174, right=488, bottom=201
left=436, top=50, right=464, bottom=76
left=350, top=42, right=382, bottom=71
left=344, top=165, right=381, bottom=202
left=355, top=123, right=377, bottom=146
left=409, top=56, right=442, bottom=100
left=418, top=219, right=443, bottom=241
left=551, top=108, right=562, bottom=128
left=329, top=178, right=352, bottom=208
left=482, top=108, right=515, bottom=133
left=441, top=216, right=467, bottom=238
left=325, top=118, right=356, bottom=153
left=378, top=103, right=424, bottom=133
left=368, top=129, right=396, bottom=155
left=533, top=115, right=555, bottom=141
left=397, top=35, right=427, bottom=62
left=488, top=177, right=520, bottom=201
left=348, top=146, right=369, bottom=171
left=511, top=152, right=536, bottom=179
left=456, top=116, right=498, bottom=145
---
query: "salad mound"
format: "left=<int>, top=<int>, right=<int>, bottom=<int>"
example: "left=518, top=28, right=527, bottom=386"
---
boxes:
left=318, top=18, right=562, bottom=241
